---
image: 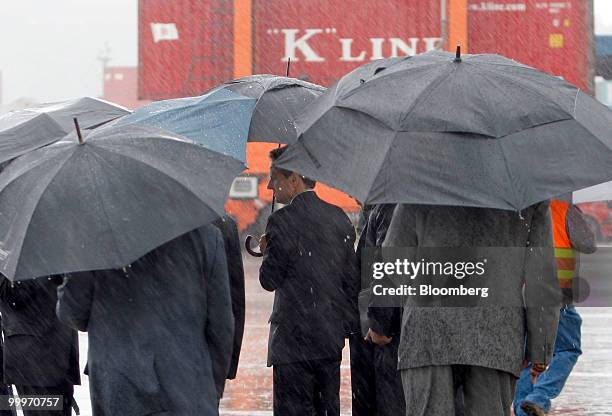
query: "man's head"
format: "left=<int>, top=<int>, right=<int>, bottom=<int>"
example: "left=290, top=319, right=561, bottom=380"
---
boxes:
left=267, top=146, right=316, bottom=204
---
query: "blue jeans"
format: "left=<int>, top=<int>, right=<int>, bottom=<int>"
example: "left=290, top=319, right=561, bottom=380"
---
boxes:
left=514, top=306, right=582, bottom=415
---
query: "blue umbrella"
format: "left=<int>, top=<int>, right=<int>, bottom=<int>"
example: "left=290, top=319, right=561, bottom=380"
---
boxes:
left=115, top=88, right=255, bottom=162
left=114, top=75, right=325, bottom=163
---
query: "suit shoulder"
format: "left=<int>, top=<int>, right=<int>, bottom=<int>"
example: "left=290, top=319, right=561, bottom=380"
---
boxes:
left=323, top=200, right=351, bottom=220
left=193, top=223, right=224, bottom=252
left=317, top=199, right=353, bottom=229
left=196, top=223, right=222, bottom=239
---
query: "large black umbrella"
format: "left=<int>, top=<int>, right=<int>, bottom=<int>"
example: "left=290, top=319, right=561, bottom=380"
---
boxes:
left=0, top=123, right=244, bottom=281
left=277, top=49, right=612, bottom=210
left=0, top=97, right=130, bottom=165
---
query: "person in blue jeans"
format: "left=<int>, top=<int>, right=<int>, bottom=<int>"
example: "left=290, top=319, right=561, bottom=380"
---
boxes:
left=515, top=200, right=596, bottom=416
left=515, top=306, right=582, bottom=415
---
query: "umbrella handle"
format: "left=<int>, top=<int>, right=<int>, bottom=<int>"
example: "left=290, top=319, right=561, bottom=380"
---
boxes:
left=245, top=235, right=264, bottom=257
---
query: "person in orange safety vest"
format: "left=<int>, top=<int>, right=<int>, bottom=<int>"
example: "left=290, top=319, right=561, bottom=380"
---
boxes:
left=516, top=199, right=597, bottom=416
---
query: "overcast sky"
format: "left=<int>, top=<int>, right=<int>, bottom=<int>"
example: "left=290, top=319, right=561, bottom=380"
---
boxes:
left=0, top=0, right=611, bottom=104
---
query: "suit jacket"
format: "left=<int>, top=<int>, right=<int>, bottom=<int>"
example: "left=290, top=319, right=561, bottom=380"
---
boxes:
left=260, top=191, right=359, bottom=366
left=0, top=275, right=80, bottom=387
left=57, top=224, right=234, bottom=416
left=356, top=204, right=401, bottom=336
left=379, top=203, right=560, bottom=377
left=357, top=204, right=396, bottom=257
left=213, top=215, right=245, bottom=380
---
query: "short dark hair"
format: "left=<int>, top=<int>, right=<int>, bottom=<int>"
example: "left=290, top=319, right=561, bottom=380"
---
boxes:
left=269, top=146, right=316, bottom=188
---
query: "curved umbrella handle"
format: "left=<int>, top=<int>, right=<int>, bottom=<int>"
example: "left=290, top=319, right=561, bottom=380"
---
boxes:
left=245, top=235, right=264, bottom=257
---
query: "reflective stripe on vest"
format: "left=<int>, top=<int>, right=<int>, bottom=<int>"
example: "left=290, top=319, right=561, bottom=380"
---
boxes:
left=554, top=247, right=576, bottom=288
left=551, top=200, right=576, bottom=289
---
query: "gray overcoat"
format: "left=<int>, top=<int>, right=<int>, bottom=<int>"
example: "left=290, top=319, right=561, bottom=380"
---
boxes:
left=381, top=202, right=560, bottom=377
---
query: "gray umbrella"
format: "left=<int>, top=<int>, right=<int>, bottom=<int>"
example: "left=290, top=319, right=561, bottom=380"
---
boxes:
left=224, top=74, right=326, bottom=144
left=112, top=75, right=325, bottom=163
left=0, top=123, right=244, bottom=281
left=0, top=97, right=130, bottom=165
left=277, top=50, right=612, bottom=211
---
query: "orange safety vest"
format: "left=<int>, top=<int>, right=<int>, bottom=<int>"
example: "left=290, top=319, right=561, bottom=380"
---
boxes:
left=551, top=200, right=576, bottom=289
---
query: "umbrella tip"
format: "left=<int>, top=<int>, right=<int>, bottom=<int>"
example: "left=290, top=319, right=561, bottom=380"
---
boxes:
left=73, top=117, right=84, bottom=145
left=454, top=44, right=462, bottom=62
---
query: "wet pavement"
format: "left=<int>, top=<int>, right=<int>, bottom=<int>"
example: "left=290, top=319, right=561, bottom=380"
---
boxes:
left=57, top=252, right=612, bottom=415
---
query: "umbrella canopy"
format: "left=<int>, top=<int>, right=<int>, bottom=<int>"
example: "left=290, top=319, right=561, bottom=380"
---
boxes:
left=277, top=50, right=612, bottom=211
left=0, top=124, right=244, bottom=281
left=114, top=75, right=325, bottom=162
left=0, top=97, right=130, bottom=165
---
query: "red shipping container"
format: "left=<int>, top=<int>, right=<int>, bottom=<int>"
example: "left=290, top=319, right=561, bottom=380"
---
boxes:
left=252, top=0, right=442, bottom=85
left=468, top=0, right=594, bottom=92
left=138, top=0, right=593, bottom=98
left=138, top=0, right=234, bottom=100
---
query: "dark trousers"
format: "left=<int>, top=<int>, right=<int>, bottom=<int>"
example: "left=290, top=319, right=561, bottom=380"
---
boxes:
left=273, top=358, right=340, bottom=416
left=349, top=335, right=376, bottom=415
left=373, top=337, right=405, bottom=416
left=350, top=334, right=406, bottom=416
left=15, top=384, right=74, bottom=416
left=401, top=365, right=515, bottom=416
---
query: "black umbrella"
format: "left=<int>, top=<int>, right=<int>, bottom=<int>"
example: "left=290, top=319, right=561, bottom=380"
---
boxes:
left=0, top=97, right=130, bottom=165
left=277, top=49, right=612, bottom=211
left=0, top=122, right=244, bottom=281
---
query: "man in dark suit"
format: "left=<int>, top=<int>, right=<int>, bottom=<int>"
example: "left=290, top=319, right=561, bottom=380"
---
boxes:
left=349, top=203, right=377, bottom=416
left=212, top=215, right=245, bottom=382
left=350, top=203, right=404, bottom=416
left=359, top=204, right=406, bottom=416
left=0, top=276, right=80, bottom=416
left=259, top=146, right=359, bottom=416
left=57, top=224, right=234, bottom=416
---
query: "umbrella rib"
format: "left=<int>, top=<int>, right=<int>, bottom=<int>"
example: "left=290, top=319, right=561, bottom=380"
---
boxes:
left=397, top=66, right=456, bottom=129
left=338, top=60, right=440, bottom=101
left=333, top=104, right=399, bottom=131
left=572, top=89, right=580, bottom=117
left=473, top=76, right=523, bottom=209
